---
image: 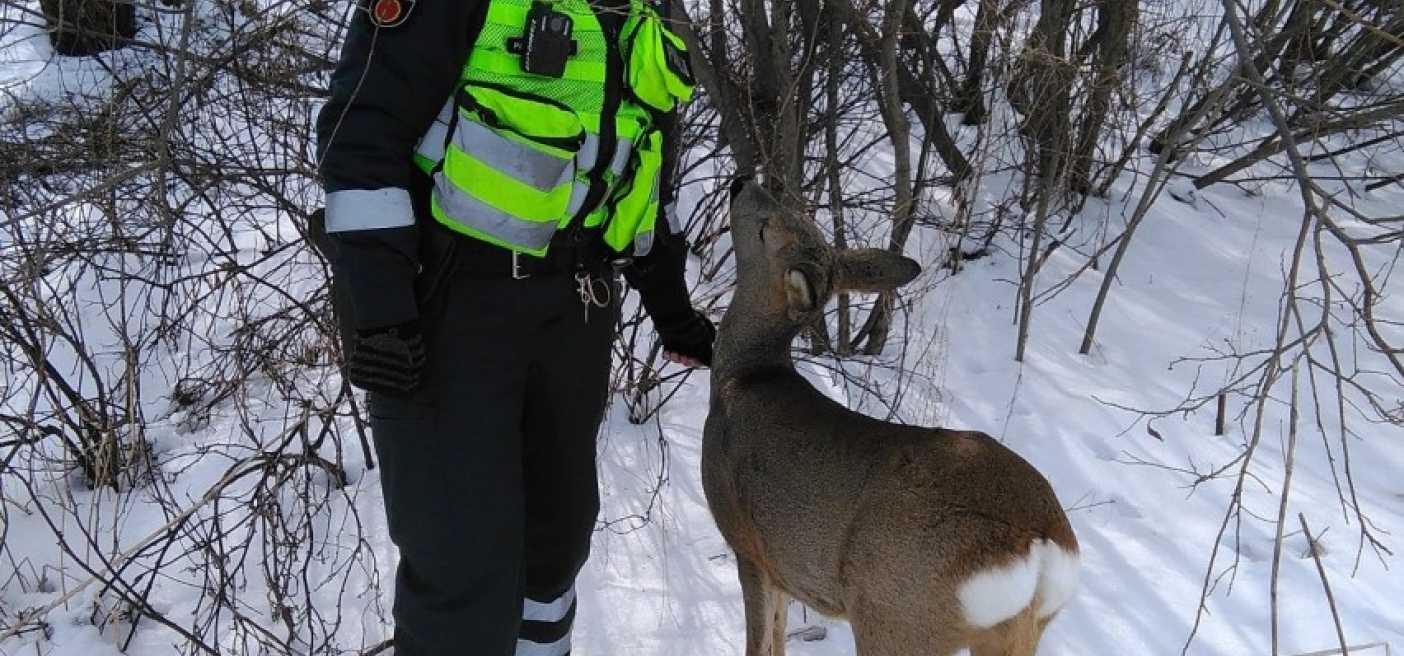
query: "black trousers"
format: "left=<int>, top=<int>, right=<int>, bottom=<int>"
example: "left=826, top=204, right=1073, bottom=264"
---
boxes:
left=367, top=234, right=620, bottom=655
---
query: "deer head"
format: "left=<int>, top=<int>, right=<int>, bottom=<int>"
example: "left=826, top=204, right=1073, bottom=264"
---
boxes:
left=716, top=180, right=922, bottom=377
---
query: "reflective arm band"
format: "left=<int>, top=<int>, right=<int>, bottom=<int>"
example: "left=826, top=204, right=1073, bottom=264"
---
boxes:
left=325, top=189, right=416, bottom=232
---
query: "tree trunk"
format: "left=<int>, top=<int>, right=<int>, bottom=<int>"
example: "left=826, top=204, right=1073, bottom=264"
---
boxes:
left=953, top=0, right=1000, bottom=124
left=1068, top=0, right=1137, bottom=195
left=832, top=0, right=973, bottom=181
left=861, top=0, right=915, bottom=356
left=40, top=0, right=136, bottom=56
left=1008, top=0, right=1076, bottom=183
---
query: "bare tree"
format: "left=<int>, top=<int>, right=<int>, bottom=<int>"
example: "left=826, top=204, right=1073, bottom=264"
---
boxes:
left=3, top=0, right=1399, bottom=652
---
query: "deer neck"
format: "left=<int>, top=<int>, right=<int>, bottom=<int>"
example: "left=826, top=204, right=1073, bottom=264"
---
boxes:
left=713, top=305, right=800, bottom=383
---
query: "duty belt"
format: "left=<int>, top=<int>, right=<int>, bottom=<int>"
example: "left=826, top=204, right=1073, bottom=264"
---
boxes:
left=425, top=219, right=628, bottom=280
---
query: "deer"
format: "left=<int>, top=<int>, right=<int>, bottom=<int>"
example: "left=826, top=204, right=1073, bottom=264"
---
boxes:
left=702, top=180, right=1080, bottom=656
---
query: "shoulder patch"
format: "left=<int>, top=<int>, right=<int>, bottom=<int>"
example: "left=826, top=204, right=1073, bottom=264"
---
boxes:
left=365, top=0, right=415, bottom=28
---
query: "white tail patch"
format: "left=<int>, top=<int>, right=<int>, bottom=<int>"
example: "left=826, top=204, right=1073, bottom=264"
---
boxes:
left=957, top=539, right=1080, bottom=629
left=1033, top=540, right=1080, bottom=619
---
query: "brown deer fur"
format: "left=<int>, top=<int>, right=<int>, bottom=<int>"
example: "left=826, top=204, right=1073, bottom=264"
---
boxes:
left=702, top=181, right=1079, bottom=656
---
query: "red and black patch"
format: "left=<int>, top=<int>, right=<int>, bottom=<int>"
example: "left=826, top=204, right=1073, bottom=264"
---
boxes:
left=366, top=0, right=414, bottom=28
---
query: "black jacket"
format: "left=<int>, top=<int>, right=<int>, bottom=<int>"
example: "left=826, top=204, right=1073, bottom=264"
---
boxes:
left=316, top=0, right=694, bottom=331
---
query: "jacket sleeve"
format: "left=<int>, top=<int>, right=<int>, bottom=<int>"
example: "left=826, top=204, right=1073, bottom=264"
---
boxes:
left=624, top=109, right=696, bottom=328
left=316, top=0, right=486, bottom=330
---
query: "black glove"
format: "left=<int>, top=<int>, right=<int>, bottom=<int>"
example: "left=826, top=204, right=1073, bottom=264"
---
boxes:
left=655, top=310, right=716, bottom=367
left=346, top=321, right=426, bottom=397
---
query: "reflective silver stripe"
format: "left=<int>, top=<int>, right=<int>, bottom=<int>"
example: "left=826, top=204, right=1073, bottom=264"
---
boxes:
left=414, top=98, right=454, bottom=164
left=635, top=177, right=661, bottom=255
left=565, top=134, right=601, bottom=217
left=577, top=134, right=600, bottom=172
left=633, top=229, right=654, bottom=256
left=523, top=587, right=575, bottom=623
left=608, top=140, right=633, bottom=176
left=434, top=175, right=557, bottom=250
left=454, top=120, right=571, bottom=192
left=632, top=172, right=663, bottom=256
left=325, top=189, right=414, bottom=232
left=663, top=200, right=683, bottom=233
left=515, top=635, right=570, bottom=656
left=565, top=181, right=590, bottom=216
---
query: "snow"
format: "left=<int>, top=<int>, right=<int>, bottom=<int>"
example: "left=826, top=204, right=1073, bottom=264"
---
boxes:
left=0, top=1, right=137, bottom=115
left=570, top=162, right=1404, bottom=654
left=3, top=1, right=1403, bottom=655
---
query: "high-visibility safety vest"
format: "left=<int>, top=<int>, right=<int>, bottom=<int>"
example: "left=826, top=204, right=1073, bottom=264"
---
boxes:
left=412, top=0, right=694, bottom=258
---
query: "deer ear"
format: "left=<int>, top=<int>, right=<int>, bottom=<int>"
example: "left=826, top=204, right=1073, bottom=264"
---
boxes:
left=834, top=249, right=921, bottom=293
left=784, top=267, right=819, bottom=314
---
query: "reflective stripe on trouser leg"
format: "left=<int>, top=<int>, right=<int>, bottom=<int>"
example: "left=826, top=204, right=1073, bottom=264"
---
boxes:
left=516, top=635, right=570, bottom=656
left=517, top=586, right=576, bottom=656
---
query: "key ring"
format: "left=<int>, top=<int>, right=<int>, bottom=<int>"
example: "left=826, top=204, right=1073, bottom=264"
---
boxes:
left=575, top=272, right=611, bottom=309
left=587, top=275, right=612, bottom=308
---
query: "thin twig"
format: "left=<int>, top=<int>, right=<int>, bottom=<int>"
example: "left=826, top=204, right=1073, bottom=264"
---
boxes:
left=1271, top=364, right=1301, bottom=656
left=1299, top=513, right=1351, bottom=656
left=0, top=418, right=304, bottom=643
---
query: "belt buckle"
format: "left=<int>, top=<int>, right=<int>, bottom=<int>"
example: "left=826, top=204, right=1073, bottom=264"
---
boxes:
left=511, top=251, right=531, bottom=280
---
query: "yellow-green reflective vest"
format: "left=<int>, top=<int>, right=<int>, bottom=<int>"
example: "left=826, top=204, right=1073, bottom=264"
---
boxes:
left=413, top=0, right=694, bottom=258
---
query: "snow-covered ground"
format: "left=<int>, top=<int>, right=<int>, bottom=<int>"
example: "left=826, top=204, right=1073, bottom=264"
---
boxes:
left=575, top=166, right=1404, bottom=655
left=2, top=2, right=1402, bottom=655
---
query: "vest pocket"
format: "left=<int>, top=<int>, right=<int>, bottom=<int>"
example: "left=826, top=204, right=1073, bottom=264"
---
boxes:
left=621, top=11, right=695, bottom=114
left=431, top=85, right=585, bottom=255
left=603, top=128, right=662, bottom=256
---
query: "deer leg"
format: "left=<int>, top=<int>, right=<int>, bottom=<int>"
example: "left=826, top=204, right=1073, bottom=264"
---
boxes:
left=850, top=603, right=963, bottom=656
left=737, top=557, right=782, bottom=656
left=969, top=609, right=1046, bottom=656
left=770, top=589, right=789, bottom=656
